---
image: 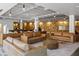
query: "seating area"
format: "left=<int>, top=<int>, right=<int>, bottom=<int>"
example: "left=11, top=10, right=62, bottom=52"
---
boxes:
left=50, top=32, right=76, bottom=43
left=21, top=31, right=46, bottom=44
left=1, top=3, right=79, bottom=56
left=1, top=30, right=79, bottom=56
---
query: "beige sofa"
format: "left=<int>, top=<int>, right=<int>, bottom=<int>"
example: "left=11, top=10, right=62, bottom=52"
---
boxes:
left=0, top=33, right=22, bottom=40
left=50, top=32, right=76, bottom=43
left=3, top=38, right=47, bottom=56
left=21, top=31, right=46, bottom=44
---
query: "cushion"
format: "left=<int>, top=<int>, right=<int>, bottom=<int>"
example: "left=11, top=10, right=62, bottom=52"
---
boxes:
left=33, top=32, right=41, bottom=37
left=21, top=35, right=28, bottom=43
left=13, top=39, right=29, bottom=51
left=54, top=32, right=62, bottom=36
left=28, top=36, right=44, bottom=44
left=23, top=31, right=33, bottom=38
left=62, top=36, right=70, bottom=38
left=61, top=36, right=70, bottom=40
left=6, top=37, right=13, bottom=43
left=3, top=33, right=22, bottom=39
left=63, top=32, right=73, bottom=37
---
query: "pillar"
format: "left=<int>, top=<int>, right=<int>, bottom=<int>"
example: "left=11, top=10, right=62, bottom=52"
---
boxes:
left=69, top=15, right=75, bottom=33
left=34, top=16, right=39, bottom=32
left=3, top=24, right=8, bottom=34
left=20, top=19, right=23, bottom=29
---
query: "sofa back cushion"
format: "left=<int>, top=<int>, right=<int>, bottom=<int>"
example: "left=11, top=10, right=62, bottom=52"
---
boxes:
left=53, top=32, right=62, bottom=36
left=62, top=32, right=73, bottom=37
left=23, top=31, right=33, bottom=38
left=33, top=32, right=41, bottom=37
left=13, top=38, right=29, bottom=51
left=3, top=33, right=22, bottom=39
left=6, top=37, right=13, bottom=43
left=11, top=33, right=22, bottom=38
left=21, top=35, right=28, bottom=43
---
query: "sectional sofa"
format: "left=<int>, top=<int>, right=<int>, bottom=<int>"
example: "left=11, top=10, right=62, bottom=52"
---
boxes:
left=21, top=31, right=46, bottom=44
left=50, top=31, right=77, bottom=43
left=2, top=31, right=47, bottom=56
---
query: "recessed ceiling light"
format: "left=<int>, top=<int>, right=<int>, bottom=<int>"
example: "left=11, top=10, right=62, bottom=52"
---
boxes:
left=23, top=4, right=25, bottom=11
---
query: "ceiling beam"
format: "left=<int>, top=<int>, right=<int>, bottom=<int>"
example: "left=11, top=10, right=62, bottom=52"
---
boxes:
left=12, top=5, right=39, bottom=17
left=1, top=3, right=17, bottom=16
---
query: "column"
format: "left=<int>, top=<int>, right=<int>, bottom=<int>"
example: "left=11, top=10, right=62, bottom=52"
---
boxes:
left=69, top=15, right=75, bottom=33
left=3, top=24, right=8, bottom=34
left=20, top=19, right=23, bottom=29
left=34, top=16, right=39, bottom=32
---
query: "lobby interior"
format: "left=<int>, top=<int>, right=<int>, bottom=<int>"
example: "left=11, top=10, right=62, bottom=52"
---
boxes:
left=0, top=3, right=79, bottom=56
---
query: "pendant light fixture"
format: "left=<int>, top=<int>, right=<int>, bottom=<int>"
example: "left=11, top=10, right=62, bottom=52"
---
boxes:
left=9, top=10, right=12, bottom=16
left=23, top=4, right=25, bottom=11
left=53, top=13, right=56, bottom=18
left=53, top=13, right=56, bottom=22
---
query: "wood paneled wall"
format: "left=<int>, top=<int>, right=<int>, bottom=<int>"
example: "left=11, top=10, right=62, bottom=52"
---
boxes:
left=13, top=20, right=69, bottom=32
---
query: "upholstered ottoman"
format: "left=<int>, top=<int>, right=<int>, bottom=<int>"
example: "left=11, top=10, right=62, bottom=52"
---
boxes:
left=43, top=39, right=58, bottom=50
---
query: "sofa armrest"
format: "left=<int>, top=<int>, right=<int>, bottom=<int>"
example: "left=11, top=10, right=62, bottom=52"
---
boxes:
left=69, top=34, right=76, bottom=43
left=21, top=35, right=28, bottom=43
left=74, top=34, right=79, bottom=42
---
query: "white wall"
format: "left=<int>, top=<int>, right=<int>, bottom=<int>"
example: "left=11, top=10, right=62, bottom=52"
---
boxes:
left=69, top=15, right=75, bottom=33
left=0, top=19, right=18, bottom=34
